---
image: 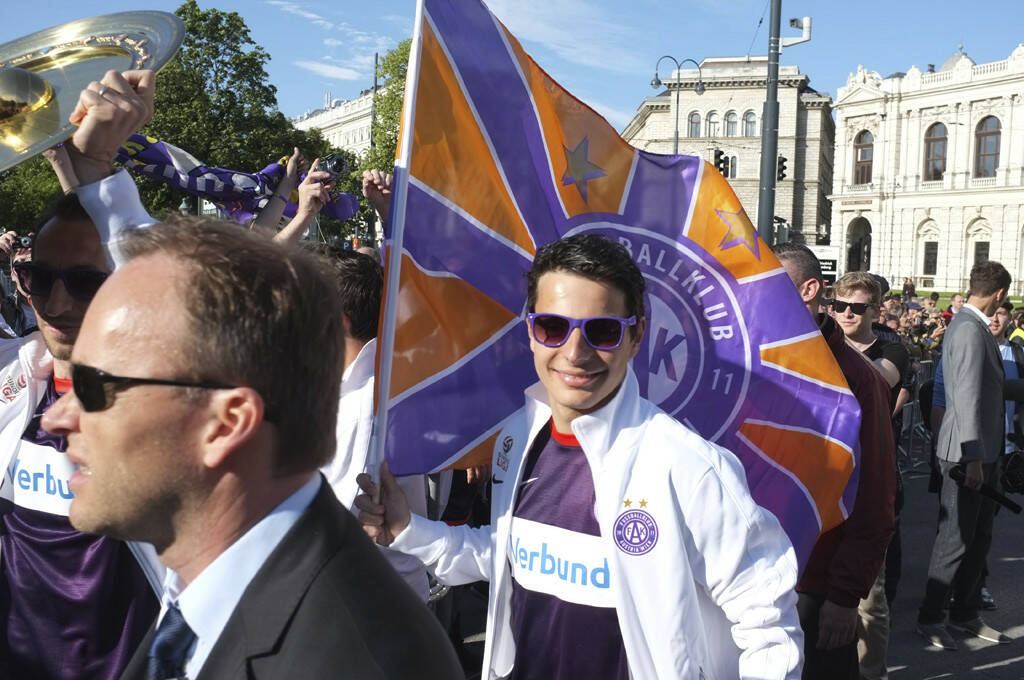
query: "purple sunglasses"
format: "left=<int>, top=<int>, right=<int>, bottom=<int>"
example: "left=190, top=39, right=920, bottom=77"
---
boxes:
left=527, top=313, right=637, bottom=350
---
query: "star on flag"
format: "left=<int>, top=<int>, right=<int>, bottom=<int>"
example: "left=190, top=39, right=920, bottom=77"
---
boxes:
left=562, top=137, right=605, bottom=202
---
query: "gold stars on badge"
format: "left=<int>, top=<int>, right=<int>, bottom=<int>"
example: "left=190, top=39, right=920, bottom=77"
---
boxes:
left=639, top=499, right=648, bottom=508
left=623, top=499, right=632, bottom=507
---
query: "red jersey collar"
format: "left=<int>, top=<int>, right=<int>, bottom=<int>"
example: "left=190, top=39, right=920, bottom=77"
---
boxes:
left=549, top=419, right=580, bottom=447
left=53, top=376, right=73, bottom=395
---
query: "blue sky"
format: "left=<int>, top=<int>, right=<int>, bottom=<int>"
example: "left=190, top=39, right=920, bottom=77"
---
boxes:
left=3, top=1, right=1023, bottom=132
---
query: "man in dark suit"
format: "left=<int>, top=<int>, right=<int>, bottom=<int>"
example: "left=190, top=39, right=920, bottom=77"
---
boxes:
left=917, top=260, right=1012, bottom=651
left=41, top=218, right=461, bottom=679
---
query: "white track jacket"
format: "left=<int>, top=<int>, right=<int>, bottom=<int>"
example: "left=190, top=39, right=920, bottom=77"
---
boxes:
left=392, top=368, right=802, bottom=679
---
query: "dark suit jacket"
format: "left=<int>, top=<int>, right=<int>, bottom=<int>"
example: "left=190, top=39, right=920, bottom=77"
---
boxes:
left=936, top=307, right=1005, bottom=464
left=120, top=479, right=462, bottom=680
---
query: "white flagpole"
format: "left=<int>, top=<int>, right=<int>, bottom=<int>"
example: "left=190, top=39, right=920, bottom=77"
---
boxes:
left=369, top=0, right=427, bottom=487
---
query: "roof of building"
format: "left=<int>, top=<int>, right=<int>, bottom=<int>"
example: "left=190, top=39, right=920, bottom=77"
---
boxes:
left=939, top=47, right=975, bottom=71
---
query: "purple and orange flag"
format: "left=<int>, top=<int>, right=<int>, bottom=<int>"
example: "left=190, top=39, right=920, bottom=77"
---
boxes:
left=375, top=0, right=860, bottom=569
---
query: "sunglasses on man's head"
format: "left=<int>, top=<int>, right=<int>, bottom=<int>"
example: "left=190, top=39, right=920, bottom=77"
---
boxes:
left=71, top=363, right=236, bottom=413
left=527, top=313, right=636, bottom=350
left=830, top=300, right=871, bottom=315
left=13, top=262, right=108, bottom=302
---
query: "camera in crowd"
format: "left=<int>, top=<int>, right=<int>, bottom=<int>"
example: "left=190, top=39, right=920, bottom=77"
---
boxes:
left=15, top=235, right=32, bottom=250
left=317, top=153, right=350, bottom=182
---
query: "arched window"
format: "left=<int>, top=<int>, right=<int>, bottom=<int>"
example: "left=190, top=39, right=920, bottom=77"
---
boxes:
left=729, top=155, right=737, bottom=179
left=725, top=112, right=738, bottom=137
left=688, top=112, right=701, bottom=138
left=854, top=130, right=873, bottom=185
left=974, top=116, right=1000, bottom=178
left=924, top=123, right=947, bottom=181
left=706, top=112, right=720, bottom=137
left=743, top=111, right=756, bottom=136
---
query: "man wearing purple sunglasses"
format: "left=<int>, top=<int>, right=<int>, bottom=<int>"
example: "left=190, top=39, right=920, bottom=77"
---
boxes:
left=357, top=234, right=802, bottom=679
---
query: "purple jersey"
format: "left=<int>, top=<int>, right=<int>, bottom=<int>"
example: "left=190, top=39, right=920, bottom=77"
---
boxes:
left=508, top=423, right=628, bottom=680
left=0, top=377, right=158, bottom=679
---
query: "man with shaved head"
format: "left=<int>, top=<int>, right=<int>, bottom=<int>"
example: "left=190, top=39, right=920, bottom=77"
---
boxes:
left=0, top=70, right=161, bottom=679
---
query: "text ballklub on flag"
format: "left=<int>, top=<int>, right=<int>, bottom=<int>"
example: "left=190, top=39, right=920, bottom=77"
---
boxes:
left=372, top=0, right=861, bottom=569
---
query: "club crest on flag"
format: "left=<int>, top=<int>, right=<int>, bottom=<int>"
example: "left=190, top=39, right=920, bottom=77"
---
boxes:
left=373, top=0, right=862, bottom=572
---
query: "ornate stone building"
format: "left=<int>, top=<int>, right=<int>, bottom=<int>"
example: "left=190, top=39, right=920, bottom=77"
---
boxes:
left=292, top=89, right=375, bottom=156
left=622, top=56, right=834, bottom=244
left=830, top=45, right=1024, bottom=293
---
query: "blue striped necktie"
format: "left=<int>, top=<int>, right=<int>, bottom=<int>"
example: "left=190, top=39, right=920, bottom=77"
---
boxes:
left=146, top=603, right=196, bottom=680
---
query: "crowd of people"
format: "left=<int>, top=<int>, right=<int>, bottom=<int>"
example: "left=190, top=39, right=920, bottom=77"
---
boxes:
left=0, top=66, right=1021, bottom=680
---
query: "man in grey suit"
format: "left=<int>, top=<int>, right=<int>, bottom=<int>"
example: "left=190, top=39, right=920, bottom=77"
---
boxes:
left=917, top=260, right=1012, bottom=650
left=41, top=218, right=462, bottom=680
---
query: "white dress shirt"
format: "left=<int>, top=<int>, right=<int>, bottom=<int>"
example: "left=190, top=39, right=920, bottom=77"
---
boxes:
left=962, top=301, right=991, bottom=326
left=321, top=338, right=430, bottom=600
left=157, top=474, right=321, bottom=678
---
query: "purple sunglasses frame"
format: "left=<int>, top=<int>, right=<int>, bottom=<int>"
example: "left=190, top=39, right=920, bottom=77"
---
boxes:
left=526, top=313, right=637, bottom=350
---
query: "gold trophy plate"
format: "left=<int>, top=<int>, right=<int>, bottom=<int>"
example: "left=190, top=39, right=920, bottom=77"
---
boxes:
left=0, top=11, right=184, bottom=173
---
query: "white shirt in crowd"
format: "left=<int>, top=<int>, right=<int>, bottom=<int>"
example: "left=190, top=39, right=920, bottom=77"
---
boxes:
left=321, top=338, right=430, bottom=599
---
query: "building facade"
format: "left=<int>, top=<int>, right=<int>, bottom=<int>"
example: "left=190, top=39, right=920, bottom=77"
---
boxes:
left=830, top=44, right=1024, bottom=294
left=622, top=56, right=834, bottom=244
left=292, top=89, right=375, bottom=157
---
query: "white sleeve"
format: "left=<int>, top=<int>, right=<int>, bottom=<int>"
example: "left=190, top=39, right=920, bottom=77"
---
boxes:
left=389, top=512, right=493, bottom=586
left=681, top=451, right=802, bottom=679
left=75, top=169, right=156, bottom=269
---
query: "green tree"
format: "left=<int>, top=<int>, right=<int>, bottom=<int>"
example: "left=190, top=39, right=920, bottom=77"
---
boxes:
left=0, top=156, right=63, bottom=231
left=360, top=39, right=411, bottom=175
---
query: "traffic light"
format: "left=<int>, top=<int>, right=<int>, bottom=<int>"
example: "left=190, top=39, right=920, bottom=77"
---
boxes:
left=714, top=149, right=728, bottom=177
left=776, top=155, right=788, bottom=181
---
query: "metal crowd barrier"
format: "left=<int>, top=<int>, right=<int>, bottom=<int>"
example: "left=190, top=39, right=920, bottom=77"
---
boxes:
left=897, top=359, right=934, bottom=475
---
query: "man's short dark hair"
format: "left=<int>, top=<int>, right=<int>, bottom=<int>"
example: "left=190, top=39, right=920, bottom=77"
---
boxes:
left=968, top=260, right=1011, bottom=298
left=526, top=234, right=645, bottom=332
left=929, top=291, right=940, bottom=301
left=33, top=192, right=91, bottom=238
left=770, top=241, right=822, bottom=284
left=121, top=217, right=344, bottom=476
left=307, top=245, right=383, bottom=342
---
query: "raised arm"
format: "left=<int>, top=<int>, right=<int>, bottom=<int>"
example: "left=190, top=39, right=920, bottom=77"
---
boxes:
left=64, top=69, right=157, bottom=267
left=66, top=70, right=154, bottom=186
left=252, top=148, right=305, bottom=233
left=274, top=159, right=332, bottom=243
left=41, top=145, right=79, bottom=193
left=362, top=169, right=392, bottom=225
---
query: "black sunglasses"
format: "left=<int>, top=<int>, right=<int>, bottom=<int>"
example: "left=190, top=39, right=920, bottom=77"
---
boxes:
left=830, top=300, right=871, bottom=315
left=71, top=363, right=236, bottom=412
left=13, top=262, right=109, bottom=302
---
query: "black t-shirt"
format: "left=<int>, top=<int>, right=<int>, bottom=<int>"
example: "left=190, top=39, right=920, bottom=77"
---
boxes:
left=864, top=338, right=910, bottom=412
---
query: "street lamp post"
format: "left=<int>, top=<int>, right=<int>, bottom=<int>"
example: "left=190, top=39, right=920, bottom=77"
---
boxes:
left=651, top=56, right=705, bottom=155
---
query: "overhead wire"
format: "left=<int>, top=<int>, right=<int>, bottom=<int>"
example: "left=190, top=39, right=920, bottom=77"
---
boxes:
left=746, top=0, right=771, bottom=59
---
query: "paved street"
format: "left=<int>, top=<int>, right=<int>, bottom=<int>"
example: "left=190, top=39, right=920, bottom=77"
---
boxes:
left=888, top=442, right=1024, bottom=679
